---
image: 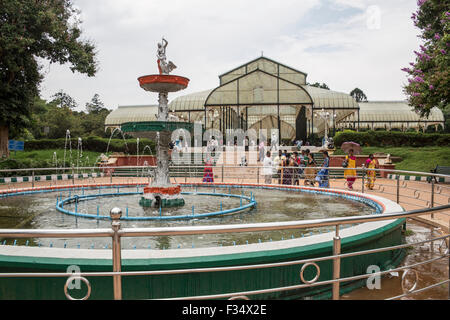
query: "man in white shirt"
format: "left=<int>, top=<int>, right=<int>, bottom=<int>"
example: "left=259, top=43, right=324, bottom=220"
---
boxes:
left=263, top=151, right=273, bottom=184
left=273, top=150, right=282, bottom=184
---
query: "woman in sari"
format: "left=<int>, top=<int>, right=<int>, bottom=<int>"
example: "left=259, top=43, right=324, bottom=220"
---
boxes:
left=316, top=151, right=330, bottom=188
left=364, top=154, right=378, bottom=190
left=282, top=155, right=293, bottom=185
left=344, top=149, right=357, bottom=190
left=202, top=157, right=214, bottom=183
left=303, top=149, right=317, bottom=186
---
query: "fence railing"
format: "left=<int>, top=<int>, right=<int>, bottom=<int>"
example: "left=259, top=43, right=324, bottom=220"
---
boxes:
left=0, top=166, right=449, bottom=300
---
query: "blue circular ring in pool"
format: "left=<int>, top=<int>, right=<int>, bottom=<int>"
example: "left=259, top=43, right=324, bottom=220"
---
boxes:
left=56, top=190, right=257, bottom=221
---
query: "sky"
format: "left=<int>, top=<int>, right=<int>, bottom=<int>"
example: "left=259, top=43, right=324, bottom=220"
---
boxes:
left=38, top=0, right=422, bottom=112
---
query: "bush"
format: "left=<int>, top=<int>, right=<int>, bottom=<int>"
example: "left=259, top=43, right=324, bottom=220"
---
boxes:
left=24, top=136, right=155, bottom=154
left=333, top=130, right=450, bottom=147
left=0, top=158, right=54, bottom=177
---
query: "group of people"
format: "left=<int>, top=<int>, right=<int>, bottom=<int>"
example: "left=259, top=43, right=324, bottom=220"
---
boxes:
left=202, top=146, right=379, bottom=190
left=343, top=149, right=378, bottom=190
left=263, top=149, right=330, bottom=188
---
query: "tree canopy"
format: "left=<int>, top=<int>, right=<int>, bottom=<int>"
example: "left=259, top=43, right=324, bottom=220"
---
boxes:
left=402, top=0, right=449, bottom=117
left=308, top=82, right=330, bottom=90
left=0, top=0, right=98, bottom=156
left=20, top=94, right=111, bottom=140
left=350, top=88, right=368, bottom=102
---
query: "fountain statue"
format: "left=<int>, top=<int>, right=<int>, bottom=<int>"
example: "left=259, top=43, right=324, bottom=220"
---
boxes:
left=120, top=38, right=190, bottom=208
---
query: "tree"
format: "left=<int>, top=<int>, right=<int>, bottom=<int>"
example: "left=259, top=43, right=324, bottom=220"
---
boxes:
left=0, top=0, right=97, bottom=157
left=85, top=93, right=105, bottom=114
left=308, top=82, right=330, bottom=90
left=350, top=88, right=368, bottom=102
left=402, top=0, right=449, bottom=117
left=51, top=90, right=78, bottom=109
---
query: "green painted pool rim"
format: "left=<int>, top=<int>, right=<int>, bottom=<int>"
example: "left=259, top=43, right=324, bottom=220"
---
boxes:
left=0, top=182, right=406, bottom=299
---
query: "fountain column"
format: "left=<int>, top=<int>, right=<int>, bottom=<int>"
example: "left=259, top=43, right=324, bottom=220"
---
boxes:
left=121, top=38, right=189, bottom=208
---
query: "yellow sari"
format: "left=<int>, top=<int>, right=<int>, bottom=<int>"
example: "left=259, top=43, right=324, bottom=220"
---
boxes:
left=365, top=158, right=377, bottom=190
left=344, top=156, right=356, bottom=189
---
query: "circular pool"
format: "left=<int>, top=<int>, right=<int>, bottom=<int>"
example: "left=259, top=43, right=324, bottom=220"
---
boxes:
left=0, top=184, right=378, bottom=250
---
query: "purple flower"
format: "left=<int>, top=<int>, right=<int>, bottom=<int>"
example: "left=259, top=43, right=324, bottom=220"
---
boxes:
left=429, top=85, right=434, bottom=90
left=414, top=76, right=425, bottom=83
left=401, top=67, right=411, bottom=73
left=440, top=49, right=446, bottom=54
left=417, top=0, right=427, bottom=6
left=434, top=33, right=441, bottom=40
left=412, top=92, right=421, bottom=97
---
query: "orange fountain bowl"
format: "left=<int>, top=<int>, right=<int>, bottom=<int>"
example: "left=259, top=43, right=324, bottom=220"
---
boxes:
left=138, top=75, right=189, bottom=93
left=144, top=185, right=181, bottom=195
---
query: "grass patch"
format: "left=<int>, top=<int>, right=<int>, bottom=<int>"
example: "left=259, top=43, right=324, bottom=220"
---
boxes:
left=7, top=149, right=104, bottom=167
left=333, top=146, right=450, bottom=172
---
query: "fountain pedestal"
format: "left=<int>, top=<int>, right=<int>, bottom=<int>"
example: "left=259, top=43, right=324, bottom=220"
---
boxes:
left=122, top=74, right=189, bottom=208
left=121, top=39, right=190, bottom=208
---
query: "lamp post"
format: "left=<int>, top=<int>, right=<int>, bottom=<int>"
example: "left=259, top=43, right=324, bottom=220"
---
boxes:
left=314, top=108, right=336, bottom=147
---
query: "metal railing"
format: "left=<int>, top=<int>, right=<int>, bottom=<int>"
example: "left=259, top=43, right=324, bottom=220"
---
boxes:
left=0, top=166, right=449, bottom=300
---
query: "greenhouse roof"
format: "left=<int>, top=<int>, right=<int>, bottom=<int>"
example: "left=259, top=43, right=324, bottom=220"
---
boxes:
left=104, top=105, right=158, bottom=128
left=354, top=101, right=444, bottom=123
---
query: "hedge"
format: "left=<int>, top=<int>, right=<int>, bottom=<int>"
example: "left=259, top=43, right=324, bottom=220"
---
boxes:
left=24, top=136, right=155, bottom=154
left=333, top=130, right=450, bottom=147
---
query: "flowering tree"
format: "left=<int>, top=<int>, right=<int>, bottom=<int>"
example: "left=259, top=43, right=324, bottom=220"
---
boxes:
left=402, top=0, right=449, bottom=117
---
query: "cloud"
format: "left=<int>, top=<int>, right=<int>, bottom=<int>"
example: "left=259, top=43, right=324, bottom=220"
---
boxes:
left=39, top=0, right=420, bottom=112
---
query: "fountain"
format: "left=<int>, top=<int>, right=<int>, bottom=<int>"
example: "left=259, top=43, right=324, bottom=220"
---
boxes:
left=63, top=129, right=72, bottom=170
left=121, top=38, right=190, bottom=208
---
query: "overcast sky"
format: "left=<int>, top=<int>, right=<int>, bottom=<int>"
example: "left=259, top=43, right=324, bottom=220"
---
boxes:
left=38, top=0, right=421, bottom=112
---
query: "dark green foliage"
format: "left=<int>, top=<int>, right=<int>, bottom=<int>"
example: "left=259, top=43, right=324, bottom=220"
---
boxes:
left=0, top=0, right=98, bottom=156
left=307, top=82, right=330, bottom=90
left=350, top=88, right=368, bottom=102
left=23, top=136, right=155, bottom=154
left=333, top=130, right=450, bottom=147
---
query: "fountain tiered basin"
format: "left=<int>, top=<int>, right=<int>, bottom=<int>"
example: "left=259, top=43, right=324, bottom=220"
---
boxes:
left=138, top=74, right=189, bottom=92
left=122, top=74, right=191, bottom=208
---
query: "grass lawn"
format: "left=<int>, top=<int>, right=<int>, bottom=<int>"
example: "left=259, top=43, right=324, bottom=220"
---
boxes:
left=334, top=146, right=450, bottom=172
left=6, top=149, right=105, bottom=168
left=2, top=147, right=449, bottom=173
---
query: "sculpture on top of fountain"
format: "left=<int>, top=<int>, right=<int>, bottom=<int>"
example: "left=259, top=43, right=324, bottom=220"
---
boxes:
left=157, top=37, right=177, bottom=75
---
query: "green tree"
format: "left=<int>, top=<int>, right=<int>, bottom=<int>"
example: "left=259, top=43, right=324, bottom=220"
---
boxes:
left=85, top=93, right=105, bottom=114
left=350, top=88, right=368, bottom=102
left=308, top=82, right=330, bottom=90
left=402, top=0, right=449, bottom=117
left=0, top=0, right=97, bottom=157
left=51, top=90, right=78, bottom=109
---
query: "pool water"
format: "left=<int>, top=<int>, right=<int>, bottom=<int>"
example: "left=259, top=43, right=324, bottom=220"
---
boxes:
left=0, top=186, right=374, bottom=250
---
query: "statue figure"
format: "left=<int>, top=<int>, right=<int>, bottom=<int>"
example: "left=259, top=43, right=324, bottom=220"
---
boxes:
left=385, top=154, right=392, bottom=164
left=270, top=131, right=279, bottom=152
left=157, top=37, right=177, bottom=75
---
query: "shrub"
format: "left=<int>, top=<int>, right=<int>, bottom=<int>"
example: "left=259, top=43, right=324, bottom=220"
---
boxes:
left=24, top=136, right=155, bottom=154
left=333, top=130, right=450, bottom=147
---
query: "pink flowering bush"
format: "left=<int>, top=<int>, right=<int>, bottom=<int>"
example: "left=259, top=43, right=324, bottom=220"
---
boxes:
left=402, top=0, right=450, bottom=117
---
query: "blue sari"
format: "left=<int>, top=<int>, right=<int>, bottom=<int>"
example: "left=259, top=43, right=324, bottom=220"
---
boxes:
left=316, top=157, right=330, bottom=188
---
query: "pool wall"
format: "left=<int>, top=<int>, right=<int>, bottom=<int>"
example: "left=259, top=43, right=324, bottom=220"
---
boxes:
left=0, top=183, right=405, bottom=300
